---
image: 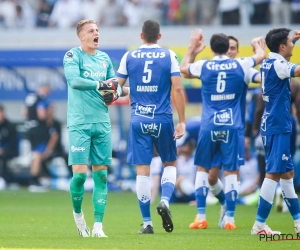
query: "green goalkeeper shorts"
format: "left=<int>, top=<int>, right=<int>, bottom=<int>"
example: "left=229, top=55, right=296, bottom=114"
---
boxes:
left=68, top=122, right=112, bottom=166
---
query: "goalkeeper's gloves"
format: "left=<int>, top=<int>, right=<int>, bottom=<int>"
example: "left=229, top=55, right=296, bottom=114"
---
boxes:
left=97, top=78, right=119, bottom=93
left=102, top=91, right=120, bottom=105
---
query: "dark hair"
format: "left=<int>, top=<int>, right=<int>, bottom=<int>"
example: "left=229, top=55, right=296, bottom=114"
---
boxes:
left=210, top=33, right=229, bottom=54
left=265, top=28, right=291, bottom=53
left=228, top=35, right=239, bottom=49
left=142, top=20, right=160, bottom=43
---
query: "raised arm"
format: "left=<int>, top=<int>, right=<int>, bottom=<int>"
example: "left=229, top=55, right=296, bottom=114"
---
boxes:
left=291, top=30, right=300, bottom=44
left=251, top=37, right=266, bottom=66
left=180, top=29, right=206, bottom=79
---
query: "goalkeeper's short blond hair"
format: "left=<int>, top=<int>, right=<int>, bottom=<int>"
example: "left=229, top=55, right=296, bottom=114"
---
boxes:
left=76, top=19, right=97, bottom=36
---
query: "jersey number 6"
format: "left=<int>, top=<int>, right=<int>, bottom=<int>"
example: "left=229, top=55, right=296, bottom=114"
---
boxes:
left=216, top=72, right=226, bottom=93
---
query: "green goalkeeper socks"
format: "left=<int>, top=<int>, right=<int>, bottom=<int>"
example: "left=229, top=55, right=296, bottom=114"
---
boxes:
left=92, top=169, right=108, bottom=223
left=70, top=172, right=87, bottom=213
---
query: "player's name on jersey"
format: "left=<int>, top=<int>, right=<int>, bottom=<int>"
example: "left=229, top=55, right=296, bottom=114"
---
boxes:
left=137, top=85, right=158, bottom=92
left=211, top=94, right=235, bottom=101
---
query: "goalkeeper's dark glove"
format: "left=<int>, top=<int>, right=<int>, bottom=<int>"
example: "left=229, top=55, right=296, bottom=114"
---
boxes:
left=97, top=78, right=119, bottom=93
left=102, top=91, right=120, bottom=105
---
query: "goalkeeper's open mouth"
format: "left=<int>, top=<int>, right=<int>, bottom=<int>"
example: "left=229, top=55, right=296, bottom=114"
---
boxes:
left=93, top=37, right=99, bottom=45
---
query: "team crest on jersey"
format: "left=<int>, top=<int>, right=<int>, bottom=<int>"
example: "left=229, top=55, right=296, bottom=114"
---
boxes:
left=140, top=122, right=161, bottom=138
left=260, top=113, right=269, bottom=132
left=135, top=103, right=156, bottom=119
left=66, top=51, right=73, bottom=57
left=211, top=130, right=229, bottom=143
left=65, top=51, right=74, bottom=62
left=214, top=108, right=233, bottom=125
left=101, top=61, right=107, bottom=69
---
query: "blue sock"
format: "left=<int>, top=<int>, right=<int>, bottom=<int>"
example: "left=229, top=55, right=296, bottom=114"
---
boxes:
left=255, top=178, right=277, bottom=224
left=161, top=166, right=176, bottom=204
left=256, top=196, right=272, bottom=223
left=225, top=190, right=238, bottom=217
left=224, top=175, right=238, bottom=221
left=196, top=186, right=209, bottom=219
left=136, top=175, right=152, bottom=226
left=195, top=172, right=209, bottom=221
left=210, top=179, right=225, bottom=205
left=280, top=178, right=300, bottom=220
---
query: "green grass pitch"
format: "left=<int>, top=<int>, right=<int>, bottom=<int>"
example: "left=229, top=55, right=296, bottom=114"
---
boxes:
left=0, top=189, right=299, bottom=250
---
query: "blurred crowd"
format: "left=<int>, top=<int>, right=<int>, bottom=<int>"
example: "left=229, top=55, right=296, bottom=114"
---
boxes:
left=0, top=0, right=300, bottom=29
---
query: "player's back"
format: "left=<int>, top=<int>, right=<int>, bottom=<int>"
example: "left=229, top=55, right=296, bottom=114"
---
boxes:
left=125, top=45, right=177, bottom=122
left=260, top=57, right=292, bottom=135
left=200, top=57, right=249, bottom=130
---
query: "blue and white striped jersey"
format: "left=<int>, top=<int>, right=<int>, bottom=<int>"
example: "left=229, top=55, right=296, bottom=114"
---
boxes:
left=260, top=52, right=297, bottom=135
left=117, top=44, right=180, bottom=122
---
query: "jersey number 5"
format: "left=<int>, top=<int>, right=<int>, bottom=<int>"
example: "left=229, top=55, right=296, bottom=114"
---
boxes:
left=143, top=61, right=153, bottom=83
left=216, top=72, right=226, bottom=93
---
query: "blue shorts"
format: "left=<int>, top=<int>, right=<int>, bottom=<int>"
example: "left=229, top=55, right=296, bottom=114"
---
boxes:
left=194, top=129, right=239, bottom=171
left=33, top=143, right=47, bottom=153
left=262, top=133, right=294, bottom=174
left=211, top=152, right=222, bottom=167
left=127, top=121, right=176, bottom=164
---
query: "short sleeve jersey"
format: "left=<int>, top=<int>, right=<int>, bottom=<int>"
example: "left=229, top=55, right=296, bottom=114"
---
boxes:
left=189, top=55, right=256, bottom=130
left=117, top=44, right=180, bottom=122
left=260, top=52, right=297, bottom=135
left=63, top=47, right=115, bottom=127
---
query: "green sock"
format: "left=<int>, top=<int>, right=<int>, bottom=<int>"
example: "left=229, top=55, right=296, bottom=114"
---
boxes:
left=92, top=169, right=108, bottom=222
left=70, top=172, right=86, bottom=213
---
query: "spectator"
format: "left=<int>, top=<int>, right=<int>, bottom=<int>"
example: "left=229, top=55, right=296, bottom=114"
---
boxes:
left=291, top=0, right=300, bottom=24
left=48, top=0, right=82, bottom=28
left=100, top=0, right=126, bottom=26
left=218, top=0, right=241, bottom=25
left=0, top=0, right=16, bottom=28
left=141, top=0, right=163, bottom=24
left=23, top=83, right=51, bottom=192
left=81, top=0, right=107, bottom=24
left=187, top=0, right=217, bottom=25
left=123, top=0, right=144, bottom=27
left=270, top=0, right=291, bottom=25
left=167, top=0, right=188, bottom=25
left=42, top=104, right=70, bottom=177
left=250, top=0, right=271, bottom=24
left=0, top=104, right=19, bottom=186
left=36, top=0, right=54, bottom=27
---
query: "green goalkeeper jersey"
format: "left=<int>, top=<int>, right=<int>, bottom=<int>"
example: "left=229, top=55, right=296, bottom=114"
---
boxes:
left=63, top=47, right=116, bottom=127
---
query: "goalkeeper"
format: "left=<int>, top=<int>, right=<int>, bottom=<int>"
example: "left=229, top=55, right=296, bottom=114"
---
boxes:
left=63, top=19, right=122, bottom=238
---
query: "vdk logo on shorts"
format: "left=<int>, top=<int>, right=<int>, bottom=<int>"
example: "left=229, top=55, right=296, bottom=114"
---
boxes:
left=71, top=146, right=85, bottom=152
left=211, top=130, right=229, bottom=143
left=282, top=154, right=289, bottom=161
left=140, top=122, right=161, bottom=138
